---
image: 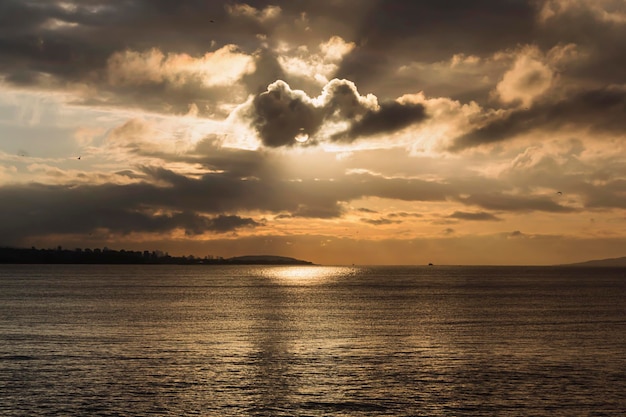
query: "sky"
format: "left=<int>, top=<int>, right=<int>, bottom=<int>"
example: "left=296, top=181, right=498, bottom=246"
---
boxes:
left=0, top=0, right=625, bottom=265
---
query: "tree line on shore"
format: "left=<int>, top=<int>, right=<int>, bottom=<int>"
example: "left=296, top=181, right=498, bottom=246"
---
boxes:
left=0, top=246, right=312, bottom=265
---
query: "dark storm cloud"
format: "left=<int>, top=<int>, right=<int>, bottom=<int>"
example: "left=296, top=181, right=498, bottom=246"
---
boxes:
left=250, top=80, right=324, bottom=147
left=1, top=169, right=441, bottom=243
left=0, top=181, right=261, bottom=242
left=448, top=211, right=502, bottom=221
left=332, top=101, right=426, bottom=141
left=248, top=79, right=426, bottom=147
left=451, top=86, right=626, bottom=150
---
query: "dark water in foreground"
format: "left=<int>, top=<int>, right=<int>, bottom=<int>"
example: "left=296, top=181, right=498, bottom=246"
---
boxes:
left=1, top=265, right=625, bottom=416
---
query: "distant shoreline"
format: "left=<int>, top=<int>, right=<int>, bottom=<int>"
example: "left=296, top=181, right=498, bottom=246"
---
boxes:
left=558, top=256, right=626, bottom=267
left=2, top=246, right=624, bottom=267
left=0, top=247, right=314, bottom=266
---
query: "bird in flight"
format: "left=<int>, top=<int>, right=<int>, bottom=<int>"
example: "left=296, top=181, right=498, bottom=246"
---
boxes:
left=556, top=191, right=562, bottom=195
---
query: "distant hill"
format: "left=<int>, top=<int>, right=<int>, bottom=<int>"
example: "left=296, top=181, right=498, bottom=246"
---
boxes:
left=225, top=255, right=314, bottom=265
left=563, top=256, right=626, bottom=267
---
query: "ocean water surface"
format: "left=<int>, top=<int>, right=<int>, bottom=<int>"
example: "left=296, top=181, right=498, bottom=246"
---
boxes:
left=1, top=264, right=625, bottom=416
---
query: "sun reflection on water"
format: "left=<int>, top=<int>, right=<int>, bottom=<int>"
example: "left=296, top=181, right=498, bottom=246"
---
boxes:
left=260, top=266, right=355, bottom=285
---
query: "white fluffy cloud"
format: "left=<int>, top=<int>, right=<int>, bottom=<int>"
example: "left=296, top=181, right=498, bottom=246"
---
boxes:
left=277, top=36, right=355, bottom=85
left=107, top=45, right=256, bottom=88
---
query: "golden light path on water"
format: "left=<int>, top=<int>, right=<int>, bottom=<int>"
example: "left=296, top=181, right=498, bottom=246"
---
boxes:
left=259, top=266, right=356, bottom=285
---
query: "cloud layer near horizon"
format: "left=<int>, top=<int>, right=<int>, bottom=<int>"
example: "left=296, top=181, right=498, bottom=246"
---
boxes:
left=0, top=0, right=625, bottom=264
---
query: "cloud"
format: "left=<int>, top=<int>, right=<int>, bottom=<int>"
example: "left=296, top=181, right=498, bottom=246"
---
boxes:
left=459, top=193, right=575, bottom=213
left=0, top=1, right=279, bottom=116
left=356, top=207, right=378, bottom=213
left=448, top=211, right=502, bottom=221
left=361, top=217, right=402, bottom=226
left=206, top=214, right=262, bottom=233
left=277, top=36, right=355, bottom=85
left=538, top=0, right=626, bottom=24
left=387, top=212, right=422, bottom=218
left=495, top=46, right=555, bottom=107
left=395, top=54, right=497, bottom=104
left=0, top=159, right=459, bottom=244
left=332, top=100, right=426, bottom=141
left=226, top=3, right=282, bottom=23
left=534, top=0, right=626, bottom=87
left=6, top=135, right=593, bottom=241
left=583, top=179, right=626, bottom=209
left=106, top=45, right=255, bottom=88
left=240, top=47, right=288, bottom=95
left=95, top=45, right=263, bottom=116
left=292, top=204, right=343, bottom=218
left=0, top=180, right=262, bottom=243
left=248, top=80, right=322, bottom=147
left=335, top=0, right=536, bottom=90
left=103, top=118, right=198, bottom=156
left=451, top=85, right=626, bottom=150
left=244, top=78, right=427, bottom=147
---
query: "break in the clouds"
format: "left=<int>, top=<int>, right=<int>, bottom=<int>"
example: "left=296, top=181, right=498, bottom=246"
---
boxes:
left=0, top=0, right=625, bottom=264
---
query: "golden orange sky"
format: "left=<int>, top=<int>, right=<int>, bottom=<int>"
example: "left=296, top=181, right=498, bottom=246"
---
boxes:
left=1, top=0, right=625, bottom=264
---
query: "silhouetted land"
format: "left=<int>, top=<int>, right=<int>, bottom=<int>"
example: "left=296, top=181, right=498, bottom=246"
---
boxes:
left=0, top=247, right=313, bottom=265
left=562, top=256, right=626, bottom=267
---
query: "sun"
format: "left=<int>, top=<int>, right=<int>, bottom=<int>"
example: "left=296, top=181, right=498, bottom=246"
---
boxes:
left=294, top=128, right=309, bottom=143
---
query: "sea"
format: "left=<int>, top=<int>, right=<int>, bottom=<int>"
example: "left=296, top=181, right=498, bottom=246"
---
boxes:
left=1, top=264, right=625, bottom=416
